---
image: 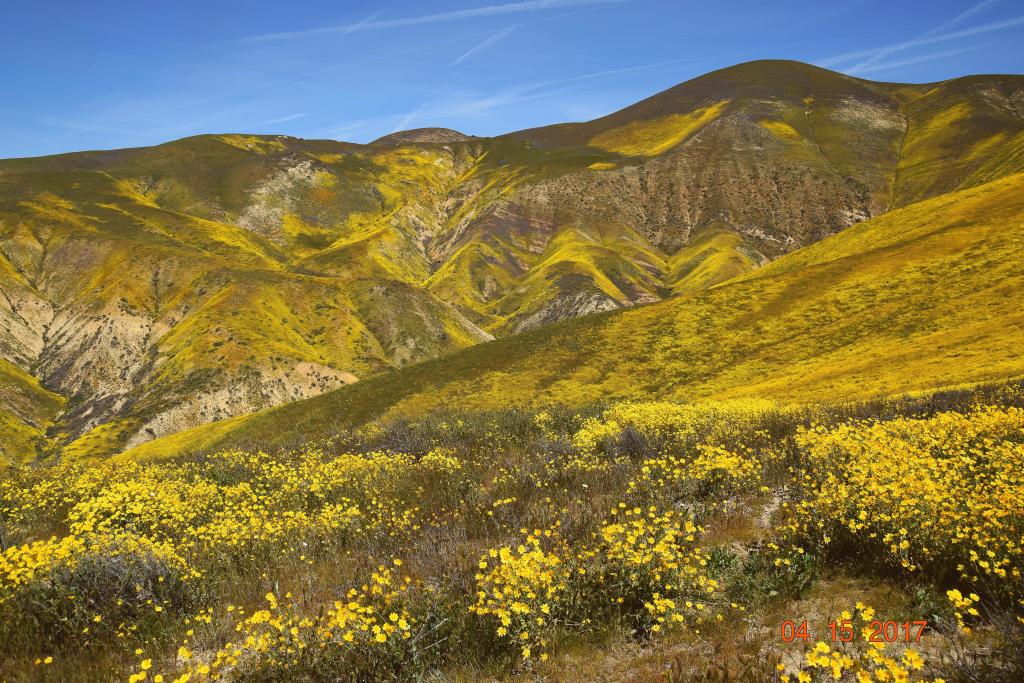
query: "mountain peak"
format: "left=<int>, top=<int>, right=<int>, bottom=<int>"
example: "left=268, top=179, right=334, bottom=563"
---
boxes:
left=370, top=127, right=475, bottom=145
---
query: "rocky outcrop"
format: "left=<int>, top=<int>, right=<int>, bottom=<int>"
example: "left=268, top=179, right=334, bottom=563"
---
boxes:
left=122, top=361, right=358, bottom=449
left=508, top=290, right=620, bottom=334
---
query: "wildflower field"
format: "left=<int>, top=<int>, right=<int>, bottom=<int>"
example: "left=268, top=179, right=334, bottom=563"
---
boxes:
left=2, top=383, right=1023, bottom=682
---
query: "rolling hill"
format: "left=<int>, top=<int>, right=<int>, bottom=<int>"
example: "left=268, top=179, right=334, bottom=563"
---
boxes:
left=1, top=60, right=1022, bottom=460
left=123, top=171, right=1024, bottom=459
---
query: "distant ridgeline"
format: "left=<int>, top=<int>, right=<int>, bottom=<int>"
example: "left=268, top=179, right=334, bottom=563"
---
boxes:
left=1, top=60, right=1022, bottom=461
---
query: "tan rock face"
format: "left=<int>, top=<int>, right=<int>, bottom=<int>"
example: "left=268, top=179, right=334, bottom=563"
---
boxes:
left=0, top=278, right=52, bottom=366
left=122, top=361, right=358, bottom=449
left=507, top=110, right=900, bottom=256
left=39, top=300, right=152, bottom=399
left=508, top=290, right=620, bottom=334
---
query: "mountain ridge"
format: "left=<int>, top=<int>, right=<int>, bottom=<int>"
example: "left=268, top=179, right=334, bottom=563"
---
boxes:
left=1, top=59, right=1022, bottom=461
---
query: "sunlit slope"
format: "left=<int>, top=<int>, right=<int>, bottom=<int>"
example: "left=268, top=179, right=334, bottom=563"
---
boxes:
left=124, top=173, right=1024, bottom=458
left=889, top=75, right=1024, bottom=206
left=0, top=160, right=489, bottom=459
left=436, top=224, right=667, bottom=335
left=665, top=227, right=762, bottom=295
left=0, top=358, right=64, bottom=463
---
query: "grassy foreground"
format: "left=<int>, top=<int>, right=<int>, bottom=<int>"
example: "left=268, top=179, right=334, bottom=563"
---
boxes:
left=3, top=381, right=1023, bottom=682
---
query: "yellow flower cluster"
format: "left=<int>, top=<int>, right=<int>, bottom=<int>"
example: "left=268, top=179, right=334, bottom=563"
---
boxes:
left=471, top=529, right=567, bottom=661
left=627, top=443, right=761, bottom=497
left=2, top=396, right=1020, bottom=680
left=138, top=565, right=416, bottom=682
left=571, top=399, right=781, bottom=455
left=780, top=604, right=938, bottom=683
left=471, top=507, right=725, bottom=659
left=320, top=567, right=415, bottom=646
left=594, top=506, right=720, bottom=634
left=533, top=410, right=557, bottom=440
left=1, top=447, right=465, bottom=585
left=0, top=533, right=187, bottom=605
left=0, top=536, right=83, bottom=598
left=946, top=589, right=981, bottom=632
left=789, top=407, right=1024, bottom=601
left=0, top=445, right=463, bottom=672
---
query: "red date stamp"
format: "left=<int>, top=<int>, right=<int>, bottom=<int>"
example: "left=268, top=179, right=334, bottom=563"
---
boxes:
left=780, top=619, right=928, bottom=643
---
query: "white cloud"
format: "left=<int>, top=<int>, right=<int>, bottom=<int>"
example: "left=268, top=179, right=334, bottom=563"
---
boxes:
left=852, top=48, right=976, bottom=76
left=239, top=0, right=626, bottom=42
left=451, top=25, right=517, bottom=66
left=254, top=113, right=308, bottom=126
left=920, top=0, right=1004, bottom=38
left=391, top=106, right=427, bottom=134
left=848, top=0, right=1003, bottom=72
left=818, top=13, right=1024, bottom=71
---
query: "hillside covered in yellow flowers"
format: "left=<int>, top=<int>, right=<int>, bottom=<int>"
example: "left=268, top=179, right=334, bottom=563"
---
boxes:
left=2, top=57, right=1024, bottom=683
left=2, top=60, right=1023, bottom=461
left=128, top=170, right=1024, bottom=459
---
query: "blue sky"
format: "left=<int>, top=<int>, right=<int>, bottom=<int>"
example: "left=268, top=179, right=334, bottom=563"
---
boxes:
left=2, top=0, right=1022, bottom=158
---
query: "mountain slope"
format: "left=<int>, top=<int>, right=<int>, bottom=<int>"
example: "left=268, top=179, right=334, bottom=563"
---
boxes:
left=124, top=172, right=1024, bottom=458
left=1, top=60, right=1022, bottom=460
left=0, top=157, right=491, bottom=459
left=0, top=358, right=64, bottom=463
